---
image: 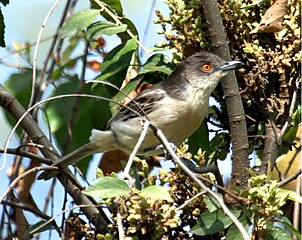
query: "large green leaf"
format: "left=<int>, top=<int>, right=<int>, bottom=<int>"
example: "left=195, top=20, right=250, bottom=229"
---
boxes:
left=205, top=132, right=230, bottom=164
left=83, top=176, right=130, bottom=199
left=269, top=225, right=292, bottom=240
left=190, top=208, right=241, bottom=236
left=59, top=9, right=100, bottom=38
left=86, top=21, right=127, bottom=39
left=187, top=121, right=209, bottom=156
left=138, top=53, right=174, bottom=75
left=225, top=216, right=251, bottom=240
left=279, top=217, right=301, bottom=239
left=94, top=38, right=137, bottom=83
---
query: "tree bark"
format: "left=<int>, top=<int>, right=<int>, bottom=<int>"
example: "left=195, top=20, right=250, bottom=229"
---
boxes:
left=202, top=0, right=250, bottom=187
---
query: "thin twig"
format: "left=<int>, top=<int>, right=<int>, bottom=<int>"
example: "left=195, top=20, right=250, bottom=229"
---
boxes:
left=175, top=191, right=206, bottom=211
left=195, top=174, right=250, bottom=205
left=117, top=212, right=125, bottom=240
left=0, top=166, right=58, bottom=204
left=121, top=121, right=150, bottom=183
left=2, top=200, right=60, bottom=235
left=280, top=79, right=299, bottom=137
left=93, top=0, right=151, bottom=56
left=153, top=125, right=251, bottom=240
left=278, top=168, right=302, bottom=187
left=27, top=204, right=100, bottom=237
left=0, top=147, right=52, bottom=165
left=29, top=0, right=62, bottom=108
left=1, top=93, right=146, bottom=170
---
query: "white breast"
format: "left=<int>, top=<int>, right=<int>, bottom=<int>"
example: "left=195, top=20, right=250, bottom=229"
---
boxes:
left=110, top=88, right=209, bottom=155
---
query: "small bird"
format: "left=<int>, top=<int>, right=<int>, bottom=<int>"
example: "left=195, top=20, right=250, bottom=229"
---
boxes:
left=39, top=51, right=242, bottom=180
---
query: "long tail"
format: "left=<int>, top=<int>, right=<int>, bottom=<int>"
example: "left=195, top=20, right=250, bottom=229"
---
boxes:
left=38, top=129, right=116, bottom=180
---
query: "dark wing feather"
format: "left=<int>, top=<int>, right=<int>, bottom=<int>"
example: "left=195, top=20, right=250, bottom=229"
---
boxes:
left=105, top=87, right=165, bottom=130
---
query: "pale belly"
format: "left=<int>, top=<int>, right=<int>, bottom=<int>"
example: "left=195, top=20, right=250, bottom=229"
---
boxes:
left=110, top=94, right=208, bottom=155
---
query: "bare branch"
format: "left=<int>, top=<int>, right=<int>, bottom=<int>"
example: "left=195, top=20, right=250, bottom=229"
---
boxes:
left=0, top=84, right=110, bottom=233
left=202, top=0, right=250, bottom=187
left=152, top=123, right=251, bottom=240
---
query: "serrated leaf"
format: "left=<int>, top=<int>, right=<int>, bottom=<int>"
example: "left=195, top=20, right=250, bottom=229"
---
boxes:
left=0, top=8, right=5, bottom=47
left=59, top=9, right=100, bottom=38
left=191, top=208, right=241, bottom=236
left=140, top=185, right=173, bottom=202
left=84, top=176, right=130, bottom=199
left=87, top=21, right=127, bottom=39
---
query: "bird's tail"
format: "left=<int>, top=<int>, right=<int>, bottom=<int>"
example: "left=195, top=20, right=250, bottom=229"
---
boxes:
left=38, top=130, right=116, bottom=180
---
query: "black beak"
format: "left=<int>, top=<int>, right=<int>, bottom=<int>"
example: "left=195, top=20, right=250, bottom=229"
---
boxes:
left=219, top=60, right=243, bottom=71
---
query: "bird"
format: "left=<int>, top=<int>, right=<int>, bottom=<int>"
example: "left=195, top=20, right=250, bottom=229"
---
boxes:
left=39, top=51, right=243, bottom=180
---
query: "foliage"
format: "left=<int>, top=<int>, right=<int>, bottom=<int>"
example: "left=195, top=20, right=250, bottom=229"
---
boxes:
left=0, top=0, right=300, bottom=239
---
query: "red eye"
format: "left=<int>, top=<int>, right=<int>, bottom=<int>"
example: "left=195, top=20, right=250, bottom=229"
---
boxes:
left=201, top=64, right=213, bottom=72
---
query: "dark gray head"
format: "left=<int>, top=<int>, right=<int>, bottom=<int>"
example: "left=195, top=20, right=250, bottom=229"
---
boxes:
left=163, top=51, right=243, bottom=97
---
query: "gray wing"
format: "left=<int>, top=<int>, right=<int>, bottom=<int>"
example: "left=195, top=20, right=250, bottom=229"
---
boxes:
left=105, top=87, right=165, bottom=130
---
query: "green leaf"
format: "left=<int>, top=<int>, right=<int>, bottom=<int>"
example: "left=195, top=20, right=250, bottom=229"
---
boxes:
left=140, top=185, right=173, bottom=202
left=205, top=132, right=230, bottom=164
left=188, top=121, right=209, bottom=155
left=26, top=221, right=53, bottom=236
left=4, top=71, right=32, bottom=136
left=269, top=225, right=292, bottom=240
left=0, top=8, right=5, bottom=47
left=190, top=208, right=241, bottom=236
left=83, top=176, right=130, bottom=199
left=59, top=9, right=100, bottom=38
left=280, top=189, right=302, bottom=204
left=90, top=0, right=123, bottom=15
left=108, top=76, right=142, bottom=114
left=139, top=53, right=174, bottom=75
left=203, top=195, right=220, bottom=213
left=94, top=38, right=137, bottom=83
left=226, top=216, right=251, bottom=240
left=279, top=217, right=301, bottom=239
left=86, top=21, right=127, bottom=39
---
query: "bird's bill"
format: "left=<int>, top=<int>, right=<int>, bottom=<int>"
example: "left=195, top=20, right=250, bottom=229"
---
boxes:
left=219, top=60, right=243, bottom=71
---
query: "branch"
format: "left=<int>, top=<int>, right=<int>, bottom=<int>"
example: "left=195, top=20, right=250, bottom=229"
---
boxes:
left=0, top=147, right=52, bottom=165
left=202, top=0, right=250, bottom=187
left=0, top=83, right=110, bottom=234
left=93, top=0, right=151, bottom=56
left=278, top=168, right=302, bottom=187
left=2, top=200, right=60, bottom=235
left=151, top=123, right=251, bottom=240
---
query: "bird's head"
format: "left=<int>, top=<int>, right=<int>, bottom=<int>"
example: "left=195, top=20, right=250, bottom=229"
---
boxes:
left=168, top=52, right=243, bottom=97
